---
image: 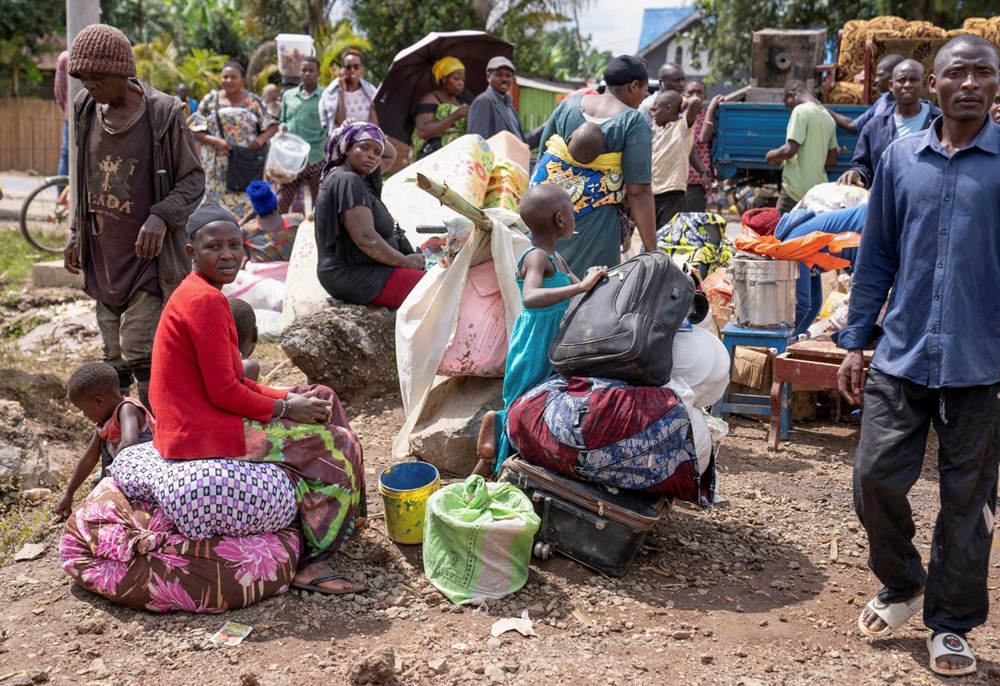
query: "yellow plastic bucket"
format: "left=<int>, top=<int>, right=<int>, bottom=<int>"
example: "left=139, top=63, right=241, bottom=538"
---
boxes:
left=378, top=462, right=440, bottom=544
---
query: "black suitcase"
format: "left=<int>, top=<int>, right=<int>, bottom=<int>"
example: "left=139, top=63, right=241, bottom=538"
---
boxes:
left=499, top=457, right=669, bottom=577
left=548, top=251, right=694, bottom=386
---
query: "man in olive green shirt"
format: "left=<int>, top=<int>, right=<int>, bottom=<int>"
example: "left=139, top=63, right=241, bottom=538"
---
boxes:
left=765, top=80, right=838, bottom=214
left=277, top=56, right=327, bottom=213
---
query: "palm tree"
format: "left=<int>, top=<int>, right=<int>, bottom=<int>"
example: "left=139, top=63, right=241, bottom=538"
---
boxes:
left=0, top=34, right=43, bottom=97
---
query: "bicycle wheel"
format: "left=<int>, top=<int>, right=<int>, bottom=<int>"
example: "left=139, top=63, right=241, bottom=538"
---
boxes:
left=19, top=176, right=71, bottom=254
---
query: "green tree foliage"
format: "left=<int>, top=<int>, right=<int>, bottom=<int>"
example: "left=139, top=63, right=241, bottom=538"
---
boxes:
left=133, top=35, right=228, bottom=98
left=0, top=0, right=65, bottom=50
left=694, top=0, right=999, bottom=84
left=347, top=0, right=594, bottom=81
left=0, top=35, right=43, bottom=96
left=348, top=0, right=482, bottom=81
left=100, top=0, right=179, bottom=44
left=104, top=0, right=251, bottom=63
left=314, top=20, right=372, bottom=79
left=243, top=0, right=339, bottom=36
left=191, top=11, right=253, bottom=66
left=520, top=26, right=610, bottom=81
left=243, top=0, right=301, bottom=39
left=0, top=0, right=64, bottom=95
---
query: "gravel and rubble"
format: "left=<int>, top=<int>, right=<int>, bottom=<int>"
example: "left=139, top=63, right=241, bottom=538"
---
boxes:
left=0, top=287, right=998, bottom=685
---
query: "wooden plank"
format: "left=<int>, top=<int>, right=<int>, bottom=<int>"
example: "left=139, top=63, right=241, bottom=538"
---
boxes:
left=0, top=98, right=63, bottom=174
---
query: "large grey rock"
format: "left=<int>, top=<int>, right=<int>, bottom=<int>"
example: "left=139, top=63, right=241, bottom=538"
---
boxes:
left=280, top=300, right=398, bottom=406
left=0, top=400, right=60, bottom=494
left=410, top=376, right=504, bottom=476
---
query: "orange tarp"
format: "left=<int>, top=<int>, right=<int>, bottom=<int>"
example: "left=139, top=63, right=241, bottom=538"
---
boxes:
left=733, top=231, right=862, bottom=271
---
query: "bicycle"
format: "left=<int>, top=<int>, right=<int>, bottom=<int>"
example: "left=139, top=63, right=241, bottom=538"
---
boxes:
left=19, top=175, right=71, bottom=254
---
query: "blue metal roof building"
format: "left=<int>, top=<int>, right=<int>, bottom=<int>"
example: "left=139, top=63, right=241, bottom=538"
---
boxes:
left=637, top=7, right=699, bottom=53
left=636, top=6, right=707, bottom=81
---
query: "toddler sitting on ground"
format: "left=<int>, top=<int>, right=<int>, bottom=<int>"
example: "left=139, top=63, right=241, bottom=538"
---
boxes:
left=229, top=297, right=261, bottom=382
left=55, top=362, right=155, bottom=517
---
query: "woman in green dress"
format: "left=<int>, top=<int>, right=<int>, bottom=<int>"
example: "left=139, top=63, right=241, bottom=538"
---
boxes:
left=531, top=55, right=658, bottom=275
left=411, top=56, right=473, bottom=160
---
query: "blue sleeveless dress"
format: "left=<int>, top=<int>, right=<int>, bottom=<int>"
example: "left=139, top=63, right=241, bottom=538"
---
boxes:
left=494, top=247, right=573, bottom=472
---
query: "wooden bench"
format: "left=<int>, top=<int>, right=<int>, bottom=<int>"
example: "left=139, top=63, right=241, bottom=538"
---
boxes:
left=768, top=338, right=873, bottom=451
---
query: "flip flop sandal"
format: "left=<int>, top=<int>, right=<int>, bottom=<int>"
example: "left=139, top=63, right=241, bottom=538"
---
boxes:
left=857, top=590, right=924, bottom=637
left=927, top=632, right=977, bottom=677
left=290, top=573, right=367, bottom=596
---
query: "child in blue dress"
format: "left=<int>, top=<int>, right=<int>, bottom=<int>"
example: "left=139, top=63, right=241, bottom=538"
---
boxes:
left=473, top=184, right=607, bottom=477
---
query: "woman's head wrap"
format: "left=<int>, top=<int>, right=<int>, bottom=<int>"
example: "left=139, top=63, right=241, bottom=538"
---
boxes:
left=246, top=180, right=277, bottom=216
left=322, top=120, right=387, bottom=178
left=432, top=56, right=465, bottom=85
left=186, top=203, right=239, bottom=241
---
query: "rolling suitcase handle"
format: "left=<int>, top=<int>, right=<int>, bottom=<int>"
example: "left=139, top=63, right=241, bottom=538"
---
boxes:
left=535, top=490, right=608, bottom=530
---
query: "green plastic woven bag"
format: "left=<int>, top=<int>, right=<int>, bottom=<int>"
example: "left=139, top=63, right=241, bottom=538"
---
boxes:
left=423, top=475, right=540, bottom=604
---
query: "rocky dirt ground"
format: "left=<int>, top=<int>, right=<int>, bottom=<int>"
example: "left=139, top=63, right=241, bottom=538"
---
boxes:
left=0, top=241, right=999, bottom=686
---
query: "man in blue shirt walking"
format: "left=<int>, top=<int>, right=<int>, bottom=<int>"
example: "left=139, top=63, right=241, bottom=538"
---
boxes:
left=837, top=35, right=1000, bottom=678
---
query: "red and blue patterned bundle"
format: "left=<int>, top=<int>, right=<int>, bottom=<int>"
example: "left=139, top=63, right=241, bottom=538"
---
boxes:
left=507, top=375, right=702, bottom=501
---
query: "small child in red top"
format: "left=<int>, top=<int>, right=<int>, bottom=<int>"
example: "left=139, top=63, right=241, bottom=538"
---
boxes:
left=229, top=297, right=261, bottom=382
left=56, top=362, right=154, bottom=517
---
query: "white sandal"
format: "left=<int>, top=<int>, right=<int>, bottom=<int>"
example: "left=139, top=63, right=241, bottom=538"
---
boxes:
left=927, top=632, right=977, bottom=677
left=857, top=590, right=924, bottom=637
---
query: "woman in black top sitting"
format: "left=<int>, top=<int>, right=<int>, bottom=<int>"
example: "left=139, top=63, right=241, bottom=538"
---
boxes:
left=410, top=56, right=473, bottom=160
left=314, top=121, right=425, bottom=308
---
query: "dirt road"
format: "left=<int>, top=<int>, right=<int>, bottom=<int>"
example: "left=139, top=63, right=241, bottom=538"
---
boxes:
left=0, top=289, right=998, bottom=686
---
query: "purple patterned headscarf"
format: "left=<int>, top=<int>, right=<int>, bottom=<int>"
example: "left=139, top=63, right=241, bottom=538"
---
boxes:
left=322, top=120, right=388, bottom=179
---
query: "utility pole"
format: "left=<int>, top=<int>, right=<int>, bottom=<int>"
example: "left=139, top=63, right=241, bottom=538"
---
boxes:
left=66, top=0, right=101, bottom=218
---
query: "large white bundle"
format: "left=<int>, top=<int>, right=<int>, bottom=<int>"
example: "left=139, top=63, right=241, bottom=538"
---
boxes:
left=393, top=209, right=531, bottom=459
left=670, top=326, right=731, bottom=408
left=281, top=220, right=328, bottom=327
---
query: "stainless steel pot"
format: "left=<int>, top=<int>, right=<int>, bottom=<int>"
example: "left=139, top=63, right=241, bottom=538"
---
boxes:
left=730, top=258, right=798, bottom=327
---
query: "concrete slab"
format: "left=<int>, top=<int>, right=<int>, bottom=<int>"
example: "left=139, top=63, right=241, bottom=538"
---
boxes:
left=32, top=260, right=83, bottom=289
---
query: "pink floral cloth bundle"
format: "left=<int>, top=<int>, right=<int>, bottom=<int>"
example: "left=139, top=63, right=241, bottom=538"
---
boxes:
left=60, top=477, right=300, bottom=612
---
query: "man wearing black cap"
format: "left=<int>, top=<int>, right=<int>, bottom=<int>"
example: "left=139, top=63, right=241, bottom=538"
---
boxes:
left=64, top=24, right=204, bottom=410
left=467, top=56, right=525, bottom=141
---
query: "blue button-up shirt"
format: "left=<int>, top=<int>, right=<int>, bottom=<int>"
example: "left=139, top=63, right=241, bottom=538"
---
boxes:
left=839, top=117, right=1000, bottom=388
left=850, top=100, right=940, bottom=187
left=851, top=91, right=893, bottom=133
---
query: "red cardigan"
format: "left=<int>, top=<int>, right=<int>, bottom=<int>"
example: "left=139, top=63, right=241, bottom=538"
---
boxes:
left=150, top=272, right=286, bottom=459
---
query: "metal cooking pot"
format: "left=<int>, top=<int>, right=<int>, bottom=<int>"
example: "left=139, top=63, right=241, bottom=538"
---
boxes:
left=730, top=258, right=798, bottom=328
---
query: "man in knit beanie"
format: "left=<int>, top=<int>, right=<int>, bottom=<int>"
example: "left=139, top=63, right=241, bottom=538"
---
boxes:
left=64, top=23, right=204, bottom=411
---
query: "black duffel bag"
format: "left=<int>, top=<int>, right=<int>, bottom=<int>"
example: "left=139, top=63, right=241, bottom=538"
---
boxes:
left=548, top=251, right=694, bottom=386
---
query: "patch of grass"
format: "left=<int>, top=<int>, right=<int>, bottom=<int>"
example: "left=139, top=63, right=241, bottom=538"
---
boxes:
left=0, top=227, right=53, bottom=293
left=2, top=313, right=45, bottom=340
left=0, top=501, right=55, bottom=564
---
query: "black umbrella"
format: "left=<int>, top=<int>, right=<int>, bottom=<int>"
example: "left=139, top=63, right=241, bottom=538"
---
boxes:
left=374, top=30, right=515, bottom=142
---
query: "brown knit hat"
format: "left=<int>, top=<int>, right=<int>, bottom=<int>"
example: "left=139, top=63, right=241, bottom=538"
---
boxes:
left=68, top=24, right=136, bottom=78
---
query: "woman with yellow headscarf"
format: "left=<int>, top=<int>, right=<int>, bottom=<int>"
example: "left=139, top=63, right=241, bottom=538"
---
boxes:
left=411, top=56, right=473, bottom=159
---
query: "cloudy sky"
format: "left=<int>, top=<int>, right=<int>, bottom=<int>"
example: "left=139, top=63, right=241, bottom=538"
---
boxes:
left=576, top=0, right=691, bottom=55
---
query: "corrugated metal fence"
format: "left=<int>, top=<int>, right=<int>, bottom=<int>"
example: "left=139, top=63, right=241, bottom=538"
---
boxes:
left=0, top=98, right=64, bottom=175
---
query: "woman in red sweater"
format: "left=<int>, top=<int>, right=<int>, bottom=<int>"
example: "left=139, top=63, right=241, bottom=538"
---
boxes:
left=113, top=204, right=366, bottom=595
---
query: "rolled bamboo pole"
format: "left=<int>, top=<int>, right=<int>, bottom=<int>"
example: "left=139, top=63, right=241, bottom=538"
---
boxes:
left=414, top=172, right=493, bottom=232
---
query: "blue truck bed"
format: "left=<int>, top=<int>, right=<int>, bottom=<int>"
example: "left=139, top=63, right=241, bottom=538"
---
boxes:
left=712, top=103, right=868, bottom=182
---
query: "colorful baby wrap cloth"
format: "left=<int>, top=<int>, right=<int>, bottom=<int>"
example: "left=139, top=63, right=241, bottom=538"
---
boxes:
left=530, top=135, right=625, bottom=220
